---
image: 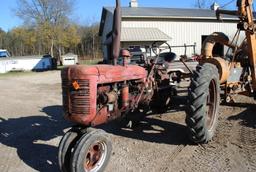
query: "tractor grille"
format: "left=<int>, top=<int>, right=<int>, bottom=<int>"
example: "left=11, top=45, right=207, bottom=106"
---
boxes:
left=62, top=78, right=90, bottom=115
left=62, top=78, right=70, bottom=114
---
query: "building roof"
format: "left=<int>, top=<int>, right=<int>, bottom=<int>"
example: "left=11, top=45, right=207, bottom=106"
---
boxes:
left=121, top=27, right=171, bottom=42
left=99, top=7, right=238, bottom=36
left=105, top=7, right=238, bottom=19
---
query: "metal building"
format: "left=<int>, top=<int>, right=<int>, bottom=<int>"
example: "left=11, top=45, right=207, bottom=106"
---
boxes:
left=99, top=2, right=240, bottom=60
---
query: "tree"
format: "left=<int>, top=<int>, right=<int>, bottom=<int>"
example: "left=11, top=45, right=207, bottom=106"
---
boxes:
left=16, top=0, right=74, bottom=25
left=11, top=27, right=37, bottom=55
left=15, top=0, right=75, bottom=57
left=55, top=24, right=80, bottom=57
left=10, top=0, right=102, bottom=59
left=77, top=24, right=101, bottom=59
left=12, top=27, right=26, bottom=55
left=0, top=28, right=6, bottom=48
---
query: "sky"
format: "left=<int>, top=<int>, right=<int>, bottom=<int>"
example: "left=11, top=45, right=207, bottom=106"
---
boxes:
left=1, top=0, right=237, bottom=31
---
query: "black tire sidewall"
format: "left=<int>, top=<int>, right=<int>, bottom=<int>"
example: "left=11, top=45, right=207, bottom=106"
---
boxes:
left=71, top=130, right=112, bottom=172
left=58, top=129, right=79, bottom=172
left=186, top=63, right=220, bottom=143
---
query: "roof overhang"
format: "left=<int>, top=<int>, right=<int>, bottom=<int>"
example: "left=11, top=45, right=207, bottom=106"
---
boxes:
left=121, top=27, right=171, bottom=42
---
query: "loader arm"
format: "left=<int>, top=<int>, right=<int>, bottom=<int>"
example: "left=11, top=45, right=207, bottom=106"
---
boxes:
left=217, top=0, right=256, bottom=98
left=241, top=0, right=256, bottom=98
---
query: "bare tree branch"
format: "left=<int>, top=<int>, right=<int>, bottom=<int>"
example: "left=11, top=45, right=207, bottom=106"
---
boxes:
left=194, top=0, right=213, bottom=9
left=16, top=0, right=74, bottom=25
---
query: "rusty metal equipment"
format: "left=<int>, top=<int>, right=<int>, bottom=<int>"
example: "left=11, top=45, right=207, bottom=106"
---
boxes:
left=57, top=0, right=256, bottom=171
left=58, top=1, right=184, bottom=171
left=186, top=0, right=256, bottom=144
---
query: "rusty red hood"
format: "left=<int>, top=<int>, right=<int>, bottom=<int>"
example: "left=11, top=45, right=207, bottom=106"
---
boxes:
left=66, top=65, right=147, bottom=83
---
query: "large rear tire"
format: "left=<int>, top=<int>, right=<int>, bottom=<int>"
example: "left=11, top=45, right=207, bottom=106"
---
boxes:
left=186, top=63, right=220, bottom=143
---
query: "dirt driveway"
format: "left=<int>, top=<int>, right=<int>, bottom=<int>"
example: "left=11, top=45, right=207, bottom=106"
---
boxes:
left=0, top=71, right=256, bottom=172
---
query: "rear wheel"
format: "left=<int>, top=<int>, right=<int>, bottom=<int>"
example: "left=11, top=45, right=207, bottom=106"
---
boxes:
left=186, top=63, right=220, bottom=143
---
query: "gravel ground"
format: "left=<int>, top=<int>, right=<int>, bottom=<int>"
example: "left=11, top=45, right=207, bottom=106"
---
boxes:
left=0, top=71, right=256, bottom=172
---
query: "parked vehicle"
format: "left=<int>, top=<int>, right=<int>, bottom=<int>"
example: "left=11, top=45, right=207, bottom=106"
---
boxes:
left=0, top=49, right=11, bottom=58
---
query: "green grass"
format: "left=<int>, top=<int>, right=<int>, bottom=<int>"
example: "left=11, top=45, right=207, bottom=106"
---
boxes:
left=79, top=59, right=102, bottom=65
left=57, top=65, right=66, bottom=70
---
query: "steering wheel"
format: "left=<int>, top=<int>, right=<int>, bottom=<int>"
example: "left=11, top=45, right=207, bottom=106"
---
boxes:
left=151, top=41, right=172, bottom=56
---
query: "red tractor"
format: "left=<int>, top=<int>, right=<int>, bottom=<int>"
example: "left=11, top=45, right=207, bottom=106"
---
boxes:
left=58, top=1, right=199, bottom=172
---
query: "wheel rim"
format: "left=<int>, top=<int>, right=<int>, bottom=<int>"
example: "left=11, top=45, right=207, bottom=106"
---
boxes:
left=84, top=141, right=107, bottom=172
left=206, top=79, right=217, bottom=131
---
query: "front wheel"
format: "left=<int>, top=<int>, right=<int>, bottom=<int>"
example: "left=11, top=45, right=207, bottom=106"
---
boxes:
left=186, top=63, right=220, bottom=143
left=71, top=129, right=112, bottom=172
left=58, top=128, right=80, bottom=172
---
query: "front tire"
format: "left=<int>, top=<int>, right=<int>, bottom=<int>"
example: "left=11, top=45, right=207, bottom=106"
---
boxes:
left=71, top=129, right=112, bottom=172
left=186, top=63, right=220, bottom=143
left=58, top=128, right=80, bottom=172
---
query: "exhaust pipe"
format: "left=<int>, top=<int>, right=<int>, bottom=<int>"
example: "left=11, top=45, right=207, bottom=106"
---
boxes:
left=112, top=0, right=121, bottom=65
left=201, top=32, right=236, bottom=59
